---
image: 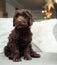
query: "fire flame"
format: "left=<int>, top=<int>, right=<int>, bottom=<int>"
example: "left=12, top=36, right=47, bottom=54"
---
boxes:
left=45, top=10, right=52, bottom=19
left=44, top=0, right=54, bottom=19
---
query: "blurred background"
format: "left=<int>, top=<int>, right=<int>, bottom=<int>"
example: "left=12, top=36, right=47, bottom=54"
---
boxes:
left=0, top=0, right=57, bottom=20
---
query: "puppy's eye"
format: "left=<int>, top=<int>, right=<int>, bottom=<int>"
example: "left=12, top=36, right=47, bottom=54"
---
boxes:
left=27, top=17, right=30, bottom=21
left=28, top=17, right=30, bottom=19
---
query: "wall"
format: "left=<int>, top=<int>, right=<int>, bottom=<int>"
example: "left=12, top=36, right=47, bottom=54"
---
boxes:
left=6, top=2, right=15, bottom=17
left=32, top=10, right=44, bottom=20
left=0, top=0, right=7, bottom=17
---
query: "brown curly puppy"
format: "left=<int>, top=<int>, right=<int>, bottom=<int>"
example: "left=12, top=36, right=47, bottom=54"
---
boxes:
left=4, top=9, right=40, bottom=62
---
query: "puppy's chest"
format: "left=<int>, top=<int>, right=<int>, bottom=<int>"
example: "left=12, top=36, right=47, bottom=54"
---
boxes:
left=19, top=33, right=31, bottom=42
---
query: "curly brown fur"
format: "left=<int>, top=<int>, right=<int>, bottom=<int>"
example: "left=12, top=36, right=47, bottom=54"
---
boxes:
left=4, top=9, right=40, bottom=62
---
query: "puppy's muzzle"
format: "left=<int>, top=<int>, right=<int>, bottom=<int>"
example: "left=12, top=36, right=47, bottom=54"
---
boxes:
left=16, top=21, right=28, bottom=29
left=19, top=21, right=28, bottom=26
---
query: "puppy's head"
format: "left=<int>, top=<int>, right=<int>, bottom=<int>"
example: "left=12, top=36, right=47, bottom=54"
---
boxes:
left=13, top=9, right=34, bottom=29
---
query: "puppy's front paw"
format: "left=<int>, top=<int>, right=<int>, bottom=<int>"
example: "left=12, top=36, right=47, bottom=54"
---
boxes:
left=31, top=51, right=40, bottom=58
left=24, top=54, right=32, bottom=60
left=13, top=57, right=21, bottom=62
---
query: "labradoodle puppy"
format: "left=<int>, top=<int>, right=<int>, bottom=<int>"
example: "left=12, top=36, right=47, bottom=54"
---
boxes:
left=4, top=9, right=40, bottom=62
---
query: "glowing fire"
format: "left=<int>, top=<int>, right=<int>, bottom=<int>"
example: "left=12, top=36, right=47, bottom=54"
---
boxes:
left=45, top=10, right=52, bottom=19
left=43, top=0, right=54, bottom=19
left=46, top=0, right=54, bottom=11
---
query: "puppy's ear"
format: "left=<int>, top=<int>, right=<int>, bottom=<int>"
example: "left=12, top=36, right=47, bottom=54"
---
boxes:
left=25, top=10, right=34, bottom=26
left=13, top=10, right=19, bottom=26
left=13, top=17, right=15, bottom=26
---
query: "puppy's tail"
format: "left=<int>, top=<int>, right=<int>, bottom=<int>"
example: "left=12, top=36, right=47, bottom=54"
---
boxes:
left=4, top=46, right=11, bottom=57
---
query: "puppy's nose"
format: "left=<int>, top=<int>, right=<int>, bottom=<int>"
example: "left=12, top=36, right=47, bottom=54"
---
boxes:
left=19, top=21, right=25, bottom=24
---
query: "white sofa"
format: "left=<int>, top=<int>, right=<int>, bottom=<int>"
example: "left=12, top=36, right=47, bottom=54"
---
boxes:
left=0, top=18, right=57, bottom=53
left=31, top=19, right=57, bottom=53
